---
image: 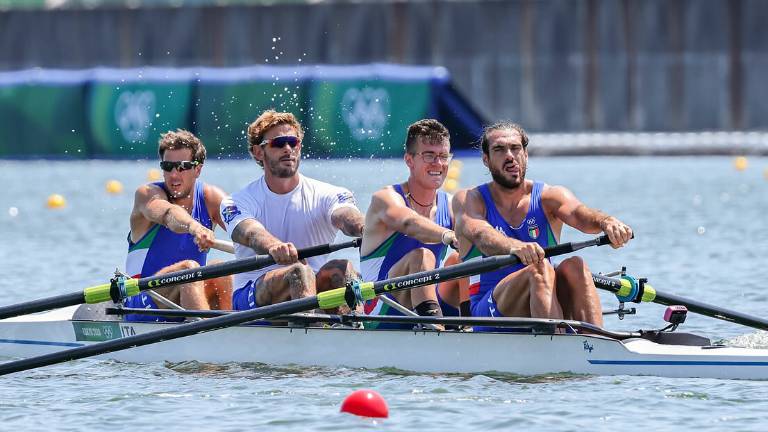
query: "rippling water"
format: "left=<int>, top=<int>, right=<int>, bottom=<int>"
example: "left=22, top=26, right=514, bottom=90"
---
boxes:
left=1, top=156, right=768, bottom=431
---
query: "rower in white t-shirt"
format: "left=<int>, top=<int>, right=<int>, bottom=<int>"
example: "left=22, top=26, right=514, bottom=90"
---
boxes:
left=221, top=110, right=365, bottom=312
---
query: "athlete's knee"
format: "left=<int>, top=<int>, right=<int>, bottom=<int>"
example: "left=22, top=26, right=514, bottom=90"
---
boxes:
left=408, top=247, right=437, bottom=268
left=528, top=260, right=555, bottom=283
left=556, top=257, right=591, bottom=283
left=558, top=256, right=588, bottom=275
left=175, top=260, right=200, bottom=271
left=444, top=251, right=460, bottom=266
left=321, top=259, right=354, bottom=275
left=155, top=259, right=200, bottom=275
left=285, top=263, right=315, bottom=284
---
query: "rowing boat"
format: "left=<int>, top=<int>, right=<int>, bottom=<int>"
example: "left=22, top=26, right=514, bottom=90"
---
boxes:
left=2, top=237, right=767, bottom=380
left=1, top=303, right=767, bottom=380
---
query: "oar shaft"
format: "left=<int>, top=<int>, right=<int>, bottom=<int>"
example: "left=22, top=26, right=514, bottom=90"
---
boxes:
left=137, top=239, right=359, bottom=291
left=0, top=293, right=85, bottom=321
left=0, top=239, right=360, bottom=321
left=652, top=290, right=768, bottom=331
left=592, top=274, right=768, bottom=331
left=0, top=297, right=320, bottom=376
left=0, top=235, right=609, bottom=376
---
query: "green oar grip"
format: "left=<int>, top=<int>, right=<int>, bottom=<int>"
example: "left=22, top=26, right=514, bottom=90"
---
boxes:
left=317, top=282, right=375, bottom=309
left=83, top=279, right=140, bottom=304
left=616, top=277, right=656, bottom=303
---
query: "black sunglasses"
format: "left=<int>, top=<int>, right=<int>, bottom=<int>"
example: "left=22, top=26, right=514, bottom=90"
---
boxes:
left=160, top=160, right=200, bottom=172
left=260, top=135, right=301, bottom=149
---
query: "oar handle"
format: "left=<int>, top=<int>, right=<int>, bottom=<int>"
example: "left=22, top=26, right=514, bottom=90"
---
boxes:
left=0, top=238, right=362, bottom=321
left=544, top=234, right=610, bottom=258
left=211, top=239, right=235, bottom=254
left=297, top=238, right=360, bottom=259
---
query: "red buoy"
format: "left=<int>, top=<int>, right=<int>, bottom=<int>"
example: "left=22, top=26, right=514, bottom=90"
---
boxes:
left=340, top=389, right=389, bottom=418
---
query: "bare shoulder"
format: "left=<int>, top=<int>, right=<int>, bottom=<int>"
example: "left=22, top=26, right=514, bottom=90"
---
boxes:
left=370, top=185, right=404, bottom=209
left=541, top=184, right=577, bottom=202
left=453, top=186, right=486, bottom=217
left=134, top=183, right=167, bottom=206
left=203, top=183, right=227, bottom=205
left=463, top=186, right=485, bottom=206
left=541, top=184, right=584, bottom=219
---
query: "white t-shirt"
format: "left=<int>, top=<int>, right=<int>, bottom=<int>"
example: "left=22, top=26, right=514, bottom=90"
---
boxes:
left=220, top=174, right=358, bottom=289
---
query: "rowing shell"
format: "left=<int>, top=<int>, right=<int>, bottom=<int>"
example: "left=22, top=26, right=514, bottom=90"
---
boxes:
left=1, top=305, right=768, bottom=380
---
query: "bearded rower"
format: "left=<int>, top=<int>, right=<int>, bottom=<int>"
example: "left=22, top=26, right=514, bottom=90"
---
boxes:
left=452, top=121, right=633, bottom=331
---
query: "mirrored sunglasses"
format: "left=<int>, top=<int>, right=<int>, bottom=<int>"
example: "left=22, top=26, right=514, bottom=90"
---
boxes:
left=260, top=135, right=301, bottom=149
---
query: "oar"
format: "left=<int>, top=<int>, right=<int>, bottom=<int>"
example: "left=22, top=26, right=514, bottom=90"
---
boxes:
left=211, top=239, right=235, bottom=254
left=592, top=273, right=768, bottom=331
left=0, top=239, right=361, bottom=320
left=0, top=235, right=611, bottom=376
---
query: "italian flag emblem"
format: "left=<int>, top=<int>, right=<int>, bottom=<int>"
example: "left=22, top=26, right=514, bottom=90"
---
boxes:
left=528, top=225, right=540, bottom=239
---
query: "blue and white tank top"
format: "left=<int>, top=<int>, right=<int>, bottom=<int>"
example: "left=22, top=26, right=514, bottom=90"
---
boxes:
left=125, top=181, right=211, bottom=278
left=463, top=181, right=556, bottom=306
left=361, top=184, right=453, bottom=283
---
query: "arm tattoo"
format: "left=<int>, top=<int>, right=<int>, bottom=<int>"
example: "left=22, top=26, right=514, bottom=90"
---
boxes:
left=332, top=207, right=365, bottom=237
left=231, top=221, right=274, bottom=254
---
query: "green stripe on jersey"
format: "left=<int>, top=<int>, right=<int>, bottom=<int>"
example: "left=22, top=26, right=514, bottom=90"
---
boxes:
left=462, top=246, right=482, bottom=261
left=129, top=225, right=160, bottom=252
left=361, top=232, right=398, bottom=261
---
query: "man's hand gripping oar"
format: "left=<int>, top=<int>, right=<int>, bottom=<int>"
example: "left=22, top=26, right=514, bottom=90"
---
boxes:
left=0, top=239, right=361, bottom=320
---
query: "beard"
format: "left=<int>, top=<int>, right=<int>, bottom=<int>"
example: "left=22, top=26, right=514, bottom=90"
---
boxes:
left=166, top=183, right=194, bottom=200
left=266, top=154, right=300, bottom=178
left=489, top=163, right=525, bottom=190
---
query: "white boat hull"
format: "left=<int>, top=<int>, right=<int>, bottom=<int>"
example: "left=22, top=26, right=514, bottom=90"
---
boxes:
left=1, top=306, right=768, bottom=380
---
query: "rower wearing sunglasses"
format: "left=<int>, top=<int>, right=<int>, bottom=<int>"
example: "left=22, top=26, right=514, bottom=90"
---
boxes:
left=221, top=110, right=365, bottom=315
left=124, top=129, right=232, bottom=321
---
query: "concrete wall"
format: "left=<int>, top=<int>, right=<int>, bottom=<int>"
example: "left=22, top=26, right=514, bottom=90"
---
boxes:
left=1, top=0, right=765, bottom=132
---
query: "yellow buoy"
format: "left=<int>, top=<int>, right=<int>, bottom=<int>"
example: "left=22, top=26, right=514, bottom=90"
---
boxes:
left=105, top=180, right=124, bottom=195
left=734, top=156, right=748, bottom=171
left=443, top=178, right=459, bottom=193
left=449, top=159, right=463, bottom=169
left=147, top=168, right=162, bottom=181
left=447, top=165, right=462, bottom=180
left=764, top=168, right=768, bottom=180
left=46, top=194, right=66, bottom=209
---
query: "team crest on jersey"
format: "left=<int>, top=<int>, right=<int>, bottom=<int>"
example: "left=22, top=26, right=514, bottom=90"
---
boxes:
left=221, top=205, right=241, bottom=224
left=528, top=225, right=540, bottom=239
left=337, top=191, right=356, bottom=205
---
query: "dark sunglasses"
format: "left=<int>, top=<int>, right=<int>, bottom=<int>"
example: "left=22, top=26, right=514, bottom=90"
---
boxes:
left=160, top=160, right=200, bottom=172
left=260, top=135, right=301, bottom=149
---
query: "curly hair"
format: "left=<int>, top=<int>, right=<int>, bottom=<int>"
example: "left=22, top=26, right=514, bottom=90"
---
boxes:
left=158, top=129, right=207, bottom=163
